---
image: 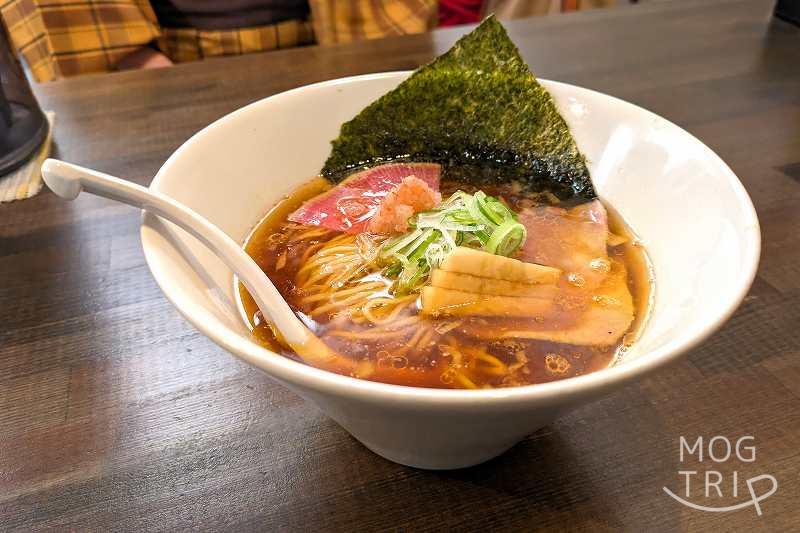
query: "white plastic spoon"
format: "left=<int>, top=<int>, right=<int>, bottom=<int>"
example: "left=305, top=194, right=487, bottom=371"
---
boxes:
left=41, top=158, right=334, bottom=362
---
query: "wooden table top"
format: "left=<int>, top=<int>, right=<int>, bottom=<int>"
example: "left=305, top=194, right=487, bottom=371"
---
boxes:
left=2, top=0, right=799, bottom=530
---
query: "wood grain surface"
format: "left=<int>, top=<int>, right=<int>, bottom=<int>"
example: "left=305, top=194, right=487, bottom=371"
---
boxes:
left=2, top=0, right=799, bottom=530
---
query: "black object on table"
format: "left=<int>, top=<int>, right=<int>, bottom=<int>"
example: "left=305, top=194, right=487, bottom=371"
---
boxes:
left=0, top=20, right=47, bottom=175
left=775, top=0, right=800, bottom=25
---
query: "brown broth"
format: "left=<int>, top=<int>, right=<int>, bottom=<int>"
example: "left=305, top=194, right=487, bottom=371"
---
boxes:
left=237, top=177, right=653, bottom=389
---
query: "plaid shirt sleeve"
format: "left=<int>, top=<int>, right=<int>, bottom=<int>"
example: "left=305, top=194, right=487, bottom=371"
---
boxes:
left=1, top=0, right=438, bottom=83
left=1, top=0, right=161, bottom=82
left=157, top=19, right=316, bottom=64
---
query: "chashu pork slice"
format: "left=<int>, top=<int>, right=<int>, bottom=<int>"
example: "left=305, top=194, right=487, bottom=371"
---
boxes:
left=495, top=199, right=635, bottom=346
left=500, top=257, right=635, bottom=346
left=518, top=199, right=611, bottom=290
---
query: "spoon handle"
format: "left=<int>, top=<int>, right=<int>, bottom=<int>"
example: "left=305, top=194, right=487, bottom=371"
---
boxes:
left=41, top=158, right=309, bottom=347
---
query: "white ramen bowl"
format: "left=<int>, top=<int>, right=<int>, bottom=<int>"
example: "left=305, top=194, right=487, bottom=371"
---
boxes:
left=141, top=72, right=760, bottom=469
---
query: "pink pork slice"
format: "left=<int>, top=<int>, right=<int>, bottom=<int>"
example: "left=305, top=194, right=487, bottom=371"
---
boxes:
left=518, top=200, right=610, bottom=290
left=288, top=163, right=441, bottom=233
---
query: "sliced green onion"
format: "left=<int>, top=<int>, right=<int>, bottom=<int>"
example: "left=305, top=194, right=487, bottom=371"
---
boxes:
left=467, top=192, right=496, bottom=229
left=483, top=197, right=517, bottom=224
left=379, top=229, right=422, bottom=260
left=407, top=229, right=437, bottom=263
left=384, top=262, right=403, bottom=277
left=485, top=219, right=527, bottom=256
left=379, top=188, right=528, bottom=294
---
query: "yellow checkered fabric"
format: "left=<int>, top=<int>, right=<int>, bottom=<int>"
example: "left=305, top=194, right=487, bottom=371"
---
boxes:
left=310, top=0, right=437, bottom=45
left=157, top=18, right=315, bottom=63
left=1, top=0, right=160, bottom=81
left=0, top=0, right=438, bottom=83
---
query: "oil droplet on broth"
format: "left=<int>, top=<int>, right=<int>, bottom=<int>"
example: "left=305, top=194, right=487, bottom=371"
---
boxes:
left=592, top=294, right=621, bottom=307
left=589, top=257, right=611, bottom=273
left=391, top=356, right=408, bottom=369
left=567, top=272, right=586, bottom=287
left=544, top=353, right=571, bottom=376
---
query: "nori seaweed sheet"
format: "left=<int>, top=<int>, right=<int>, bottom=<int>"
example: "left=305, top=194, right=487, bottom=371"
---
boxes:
left=321, top=16, right=596, bottom=201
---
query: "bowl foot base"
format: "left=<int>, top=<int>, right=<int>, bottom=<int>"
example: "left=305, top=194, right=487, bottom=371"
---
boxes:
left=356, top=437, right=521, bottom=470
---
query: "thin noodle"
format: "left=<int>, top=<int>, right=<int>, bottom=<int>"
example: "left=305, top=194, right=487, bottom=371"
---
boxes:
left=446, top=337, right=463, bottom=367
left=299, top=242, right=325, bottom=264
left=300, top=260, right=358, bottom=288
left=454, top=372, right=478, bottom=389
left=417, top=328, right=434, bottom=350
left=311, top=290, right=375, bottom=317
left=367, top=315, right=419, bottom=331
left=285, top=226, right=455, bottom=375
left=324, top=233, right=355, bottom=246
left=327, top=328, right=415, bottom=340
left=361, top=295, right=416, bottom=325
left=317, top=245, right=360, bottom=256
left=300, top=281, right=385, bottom=305
left=294, top=228, right=331, bottom=240
left=464, top=347, right=508, bottom=376
left=395, top=326, right=427, bottom=356
left=296, top=244, right=357, bottom=279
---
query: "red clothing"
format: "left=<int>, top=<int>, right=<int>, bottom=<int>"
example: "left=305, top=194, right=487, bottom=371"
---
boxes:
left=439, top=0, right=483, bottom=26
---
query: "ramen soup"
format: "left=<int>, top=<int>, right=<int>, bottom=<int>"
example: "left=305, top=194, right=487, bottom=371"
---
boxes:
left=238, top=163, right=653, bottom=389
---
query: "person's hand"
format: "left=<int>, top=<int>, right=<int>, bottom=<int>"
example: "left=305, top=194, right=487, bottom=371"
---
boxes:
left=116, top=47, right=173, bottom=71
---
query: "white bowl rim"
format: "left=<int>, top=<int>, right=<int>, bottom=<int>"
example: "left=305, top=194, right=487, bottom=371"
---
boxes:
left=142, top=71, right=761, bottom=407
